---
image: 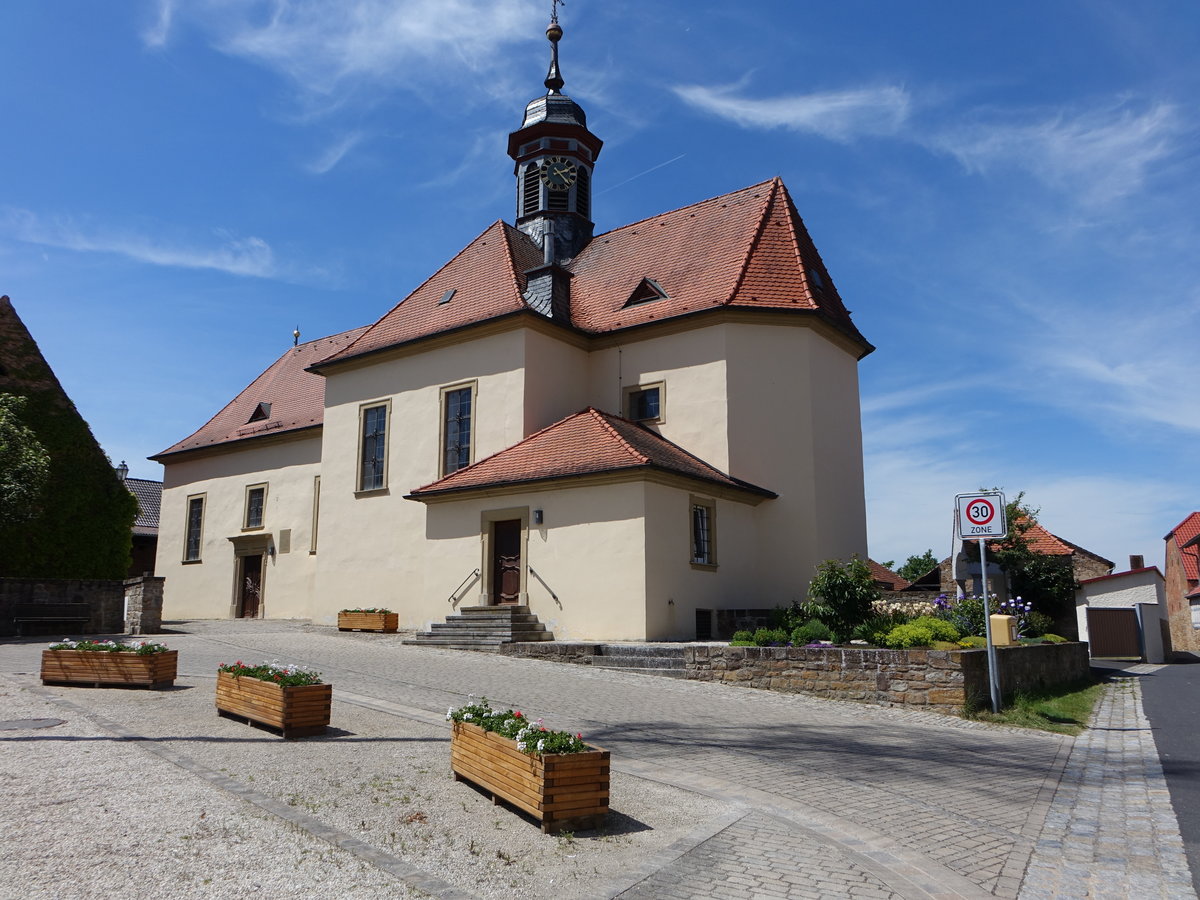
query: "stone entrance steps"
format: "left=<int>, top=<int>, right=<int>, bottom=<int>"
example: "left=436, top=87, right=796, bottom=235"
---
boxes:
left=404, top=605, right=554, bottom=651
left=590, top=644, right=686, bottom=678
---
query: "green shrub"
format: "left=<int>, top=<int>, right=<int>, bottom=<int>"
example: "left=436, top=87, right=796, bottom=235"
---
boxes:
left=1026, top=611, right=1055, bottom=637
left=753, top=627, right=789, bottom=646
left=729, top=640, right=755, bottom=647
left=851, top=609, right=911, bottom=645
left=792, top=620, right=833, bottom=644
left=882, top=623, right=935, bottom=649
left=807, top=557, right=879, bottom=643
left=771, top=600, right=834, bottom=634
left=931, top=640, right=960, bottom=650
left=730, top=630, right=753, bottom=643
left=958, top=635, right=987, bottom=649
left=911, top=616, right=959, bottom=642
left=1041, top=633, right=1068, bottom=644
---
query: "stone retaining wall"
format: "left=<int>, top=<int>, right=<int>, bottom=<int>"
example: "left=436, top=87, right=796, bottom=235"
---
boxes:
left=0, top=577, right=124, bottom=637
left=683, top=642, right=1091, bottom=713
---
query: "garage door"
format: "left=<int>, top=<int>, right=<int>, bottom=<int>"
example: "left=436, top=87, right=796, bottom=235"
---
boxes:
left=1086, top=607, right=1141, bottom=658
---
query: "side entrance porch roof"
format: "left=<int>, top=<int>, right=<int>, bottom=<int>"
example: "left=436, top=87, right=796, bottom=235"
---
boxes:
left=406, top=407, right=776, bottom=504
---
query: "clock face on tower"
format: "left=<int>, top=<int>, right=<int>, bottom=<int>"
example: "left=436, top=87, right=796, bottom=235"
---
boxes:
left=539, top=156, right=578, bottom=190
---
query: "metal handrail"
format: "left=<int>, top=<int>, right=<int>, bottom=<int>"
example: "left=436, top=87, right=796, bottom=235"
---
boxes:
left=528, top=566, right=562, bottom=610
left=448, top=568, right=481, bottom=607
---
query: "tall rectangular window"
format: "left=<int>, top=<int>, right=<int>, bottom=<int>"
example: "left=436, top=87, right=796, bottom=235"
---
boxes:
left=243, top=484, right=267, bottom=530
left=310, top=476, right=321, bottom=554
left=441, top=384, right=474, bottom=475
left=691, top=498, right=716, bottom=567
left=359, top=402, right=388, bottom=491
left=184, top=495, right=205, bottom=562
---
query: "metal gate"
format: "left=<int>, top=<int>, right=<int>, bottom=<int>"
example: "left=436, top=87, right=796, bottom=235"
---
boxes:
left=1086, top=607, right=1142, bottom=658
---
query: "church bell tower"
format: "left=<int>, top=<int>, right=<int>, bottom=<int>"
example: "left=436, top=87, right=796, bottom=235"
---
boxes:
left=508, top=12, right=602, bottom=266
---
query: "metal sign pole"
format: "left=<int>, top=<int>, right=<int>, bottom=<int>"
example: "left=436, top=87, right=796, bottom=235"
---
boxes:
left=979, top=537, right=1001, bottom=713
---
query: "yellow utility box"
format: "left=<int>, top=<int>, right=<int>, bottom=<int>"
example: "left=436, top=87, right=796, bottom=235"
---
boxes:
left=990, top=614, right=1018, bottom=646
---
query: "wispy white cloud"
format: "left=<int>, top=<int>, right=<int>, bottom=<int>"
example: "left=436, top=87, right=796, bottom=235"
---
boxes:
left=928, top=99, right=1184, bottom=206
left=154, top=0, right=541, bottom=102
left=672, top=83, right=911, bottom=141
left=142, top=0, right=175, bottom=49
left=0, top=207, right=276, bottom=278
left=305, top=131, right=367, bottom=175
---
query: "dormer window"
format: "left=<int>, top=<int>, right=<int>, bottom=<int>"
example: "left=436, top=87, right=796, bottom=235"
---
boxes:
left=624, top=278, right=668, bottom=307
left=247, top=402, right=272, bottom=423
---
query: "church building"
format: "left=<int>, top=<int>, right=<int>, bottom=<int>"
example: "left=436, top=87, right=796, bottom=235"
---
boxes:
left=152, top=18, right=873, bottom=641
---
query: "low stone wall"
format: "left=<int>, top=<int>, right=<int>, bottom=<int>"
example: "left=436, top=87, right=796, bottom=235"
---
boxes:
left=123, top=576, right=165, bottom=635
left=683, top=642, right=1091, bottom=713
left=0, top=577, right=124, bottom=637
left=497, top=642, right=600, bottom=665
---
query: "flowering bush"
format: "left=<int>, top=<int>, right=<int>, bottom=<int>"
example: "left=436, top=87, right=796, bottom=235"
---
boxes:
left=447, top=696, right=589, bottom=757
left=49, top=639, right=169, bottom=655
left=218, top=660, right=323, bottom=686
left=339, top=607, right=393, bottom=614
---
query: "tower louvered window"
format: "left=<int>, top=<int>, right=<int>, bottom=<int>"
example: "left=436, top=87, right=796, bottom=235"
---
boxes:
left=547, top=185, right=568, bottom=211
left=521, top=166, right=541, bottom=217
left=575, top=166, right=590, bottom=219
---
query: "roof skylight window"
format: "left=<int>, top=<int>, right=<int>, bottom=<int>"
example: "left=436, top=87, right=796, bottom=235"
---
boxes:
left=438, top=289, right=456, bottom=306
left=623, top=278, right=669, bottom=307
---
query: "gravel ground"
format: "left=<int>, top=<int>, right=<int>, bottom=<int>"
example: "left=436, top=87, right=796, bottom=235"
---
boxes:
left=0, top=670, right=727, bottom=900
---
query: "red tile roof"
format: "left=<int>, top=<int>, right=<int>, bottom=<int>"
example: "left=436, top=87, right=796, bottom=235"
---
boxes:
left=315, top=178, right=871, bottom=371
left=1166, top=512, right=1200, bottom=581
left=571, top=177, right=864, bottom=346
left=315, top=221, right=542, bottom=368
left=868, top=559, right=910, bottom=591
left=1014, top=519, right=1074, bottom=556
left=151, top=328, right=367, bottom=459
left=407, top=407, right=776, bottom=501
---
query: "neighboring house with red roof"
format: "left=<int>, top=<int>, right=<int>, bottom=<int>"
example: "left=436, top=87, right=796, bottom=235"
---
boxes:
left=868, top=560, right=910, bottom=592
left=1163, top=512, right=1200, bottom=654
left=150, top=23, right=871, bottom=640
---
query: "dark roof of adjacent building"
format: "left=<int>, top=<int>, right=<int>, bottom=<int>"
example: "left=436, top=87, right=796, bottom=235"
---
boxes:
left=313, top=178, right=871, bottom=371
left=407, top=407, right=776, bottom=502
left=125, top=477, right=162, bottom=535
left=151, top=327, right=368, bottom=460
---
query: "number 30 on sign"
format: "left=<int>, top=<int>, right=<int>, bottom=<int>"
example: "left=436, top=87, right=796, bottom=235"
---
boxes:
left=955, top=491, right=1008, bottom=539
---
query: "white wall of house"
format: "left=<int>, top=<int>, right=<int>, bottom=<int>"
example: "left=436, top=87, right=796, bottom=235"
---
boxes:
left=416, top=480, right=649, bottom=640
left=642, top=480, right=764, bottom=640
left=725, top=321, right=867, bottom=599
left=157, top=434, right=322, bottom=620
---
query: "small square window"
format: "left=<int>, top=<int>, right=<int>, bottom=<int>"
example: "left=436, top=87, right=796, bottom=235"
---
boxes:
left=626, top=383, right=663, bottom=423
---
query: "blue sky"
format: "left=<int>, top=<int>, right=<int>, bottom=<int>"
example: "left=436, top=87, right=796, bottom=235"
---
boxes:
left=4, top=1, right=1197, bottom=572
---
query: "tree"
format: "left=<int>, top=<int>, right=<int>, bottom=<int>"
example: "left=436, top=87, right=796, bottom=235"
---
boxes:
left=968, top=490, right=1077, bottom=620
left=0, top=394, right=50, bottom=526
left=897, top=549, right=939, bottom=583
left=807, top=556, right=880, bottom=641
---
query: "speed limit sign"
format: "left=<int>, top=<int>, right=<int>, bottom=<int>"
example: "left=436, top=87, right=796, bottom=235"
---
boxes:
left=955, top=492, right=1008, bottom=539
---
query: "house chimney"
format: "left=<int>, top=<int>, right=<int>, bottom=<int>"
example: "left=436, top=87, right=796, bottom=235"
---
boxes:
left=1129, top=554, right=1144, bottom=570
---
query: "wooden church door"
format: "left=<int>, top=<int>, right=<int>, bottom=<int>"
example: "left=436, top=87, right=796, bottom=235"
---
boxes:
left=491, top=520, right=522, bottom=605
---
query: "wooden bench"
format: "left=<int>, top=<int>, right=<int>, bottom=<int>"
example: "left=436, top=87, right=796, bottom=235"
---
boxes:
left=12, top=603, right=92, bottom=637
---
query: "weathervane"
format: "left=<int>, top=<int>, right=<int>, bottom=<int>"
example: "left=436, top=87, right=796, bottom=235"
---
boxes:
left=550, top=0, right=563, bottom=24
left=544, top=0, right=565, bottom=94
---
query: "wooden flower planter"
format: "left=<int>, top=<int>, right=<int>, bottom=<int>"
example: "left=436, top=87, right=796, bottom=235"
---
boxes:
left=215, top=671, right=332, bottom=739
left=450, top=721, right=609, bottom=834
left=337, top=611, right=398, bottom=633
left=41, top=650, right=177, bottom=689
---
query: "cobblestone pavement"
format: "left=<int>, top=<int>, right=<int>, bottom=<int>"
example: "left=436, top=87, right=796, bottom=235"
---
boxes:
left=1019, top=667, right=1196, bottom=899
left=2, top=622, right=1194, bottom=898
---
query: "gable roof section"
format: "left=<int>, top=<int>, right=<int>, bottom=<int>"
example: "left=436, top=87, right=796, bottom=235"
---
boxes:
left=408, top=407, right=776, bottom=502
left=568, top=178, right=871, bottom=353
left=1166, top=512, right=1200, bottom=581
left=868, top=559, right=910, bottom=591
left=151, top=327, right=367, bottom=460
left=126, top=477, right=162, bottom=535
left=314, top=221, right=542, bottom=369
